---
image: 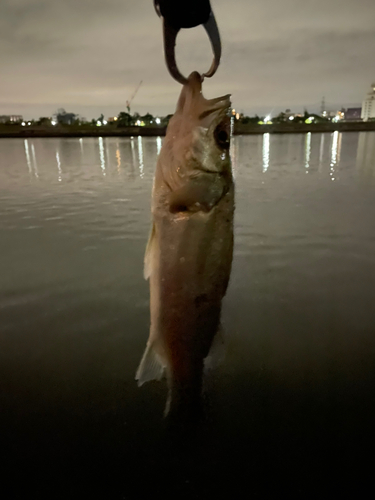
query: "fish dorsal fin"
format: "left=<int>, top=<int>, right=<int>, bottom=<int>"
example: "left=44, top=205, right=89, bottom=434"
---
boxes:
left=135, top=342, right=165, bottom=387
left=144, top=222, right=156, bottom=280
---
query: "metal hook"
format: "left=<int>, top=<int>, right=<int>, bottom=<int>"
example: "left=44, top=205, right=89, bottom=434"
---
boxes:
left=159, top=11, right=222, bottom=85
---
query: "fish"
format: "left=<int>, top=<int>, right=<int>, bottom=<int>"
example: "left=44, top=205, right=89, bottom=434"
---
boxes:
left=136, top=71, right=234, bottom=421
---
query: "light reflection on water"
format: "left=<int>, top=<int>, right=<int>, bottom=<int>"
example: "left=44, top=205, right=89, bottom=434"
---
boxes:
left=55, top=151, right=62, bottom=182
left=330, top=130, right=341, bottom=181
left=98, top=137, right=106, bottom=176
left=24, top=139, right=31, bottom=175
left=156, top=136, right=162, bottom=156
left=262, top=132, right=270, bottom=172
left=305, top=132, right=311, bottom=170
left=137, top=136, right=144, bottom=178
left=1, top=133, right=375, bottom=496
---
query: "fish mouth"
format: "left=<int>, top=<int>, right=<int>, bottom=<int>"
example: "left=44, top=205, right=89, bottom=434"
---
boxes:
left=199, top=94, right=231, bottom=128
left=207, top=94, right=231, bottom=108
left=177, top=72, right=231, bottom=126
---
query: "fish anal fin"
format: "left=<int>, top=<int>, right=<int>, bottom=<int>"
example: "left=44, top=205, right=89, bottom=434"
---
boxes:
left=135, top=342, right=165, bottom=387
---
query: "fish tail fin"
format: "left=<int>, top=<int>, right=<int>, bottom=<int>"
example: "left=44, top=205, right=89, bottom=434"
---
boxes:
left=164, top=366, right=204, bottom=423
left=204, top=323, right=226, bottom=371
left=135, top=342, right=165, bottom=386
left=165, top=386, right=204, bottom=425
left=164, top=388, right=172, bottom=417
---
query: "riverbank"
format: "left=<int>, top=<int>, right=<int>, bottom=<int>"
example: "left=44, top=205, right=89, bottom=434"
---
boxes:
left=0, top=124, right=167, bottom=138
left=235, top=121, right=375, bottom=134
left=1, top=121, right=374, bottom=138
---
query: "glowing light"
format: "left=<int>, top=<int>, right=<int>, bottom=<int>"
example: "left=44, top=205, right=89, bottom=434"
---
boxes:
left=155, top=117, right=161, bottom=124
left=262, top=133, right=270, bottom=173
left=22, top=122, right=26, bottom=126
left=96, top=121, right=102, bottom=126
left=156, top=136, right=162, bottom=155
left=114, top=117, right=118, bottom=121
left=99, top=137, right=106, bottom=175
left=51, top=120, right=56, bottom=126
left=289, top=116, right=294, bottom=121
left=28, top=122, right=31, bottom=125
left=265, top=115, right=271, bottom=123
left=138, top=136, right=144, bottom=177
left=103, top=120, right=107, bottom=125
left=236, top=113, right=240, bottom=120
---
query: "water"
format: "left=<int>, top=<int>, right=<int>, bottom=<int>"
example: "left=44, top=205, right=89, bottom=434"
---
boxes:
left=1, top=133, right=375, bottom=497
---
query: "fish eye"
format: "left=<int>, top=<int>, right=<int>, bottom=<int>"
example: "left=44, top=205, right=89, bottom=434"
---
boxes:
left=214, top=124, right=230, bottom=150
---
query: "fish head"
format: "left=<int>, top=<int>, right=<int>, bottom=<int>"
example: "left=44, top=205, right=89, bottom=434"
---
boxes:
left=166, top=72, right=231, bottom=177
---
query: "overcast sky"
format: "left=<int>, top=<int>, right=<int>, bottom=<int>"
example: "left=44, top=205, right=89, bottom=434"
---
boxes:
left=1, top=0, right=375, bottom=120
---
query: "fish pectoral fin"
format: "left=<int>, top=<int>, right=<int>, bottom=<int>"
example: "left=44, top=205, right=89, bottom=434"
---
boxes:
left=135, top=342, right=165, bottom=386
left=144, top=222, right=156, bottom=280
left=168, top=173, right=226, bottom=213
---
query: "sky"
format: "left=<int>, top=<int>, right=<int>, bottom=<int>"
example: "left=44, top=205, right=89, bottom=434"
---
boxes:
left=1, top=0, right=375, bottom=120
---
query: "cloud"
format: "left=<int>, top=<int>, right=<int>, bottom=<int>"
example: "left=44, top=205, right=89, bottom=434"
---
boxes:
left=1, top=0, right=375, bottom=118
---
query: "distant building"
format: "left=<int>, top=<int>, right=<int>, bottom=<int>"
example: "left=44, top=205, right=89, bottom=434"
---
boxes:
left=345, top=108, right=362, bottom=121
left=0, top=115, right=23, bottom=123
left=362, top=83, right=375, bottom=121
left=56, top=110, right=76, bottom=125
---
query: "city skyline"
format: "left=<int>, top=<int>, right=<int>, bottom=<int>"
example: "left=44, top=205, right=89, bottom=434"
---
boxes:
left=1, top=0, right=375, bottom=120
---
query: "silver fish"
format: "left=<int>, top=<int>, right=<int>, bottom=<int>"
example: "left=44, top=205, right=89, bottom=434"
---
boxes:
left=136, top=71, right=234, bottom=420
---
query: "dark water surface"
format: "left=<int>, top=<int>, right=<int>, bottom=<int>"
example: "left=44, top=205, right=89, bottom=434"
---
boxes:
left=1, top=133, right=375, bottom=497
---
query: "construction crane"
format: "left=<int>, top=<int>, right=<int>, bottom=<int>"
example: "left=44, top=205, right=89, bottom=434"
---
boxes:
left=126, top=80, right=143, bottom=114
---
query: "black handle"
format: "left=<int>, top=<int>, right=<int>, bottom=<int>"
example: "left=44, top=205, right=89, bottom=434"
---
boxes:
left=155, top=0, right=212, bottom=29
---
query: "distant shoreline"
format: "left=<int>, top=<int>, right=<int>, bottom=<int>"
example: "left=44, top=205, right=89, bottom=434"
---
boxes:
left=1, top=121, right=374, bottom=138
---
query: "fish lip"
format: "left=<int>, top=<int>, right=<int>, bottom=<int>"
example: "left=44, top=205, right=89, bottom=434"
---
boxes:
left=207, top=93, right=231, bottom=105
left=206, top=94, right=231, bottom=114
left=198, top=97, right=231, bottom=126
